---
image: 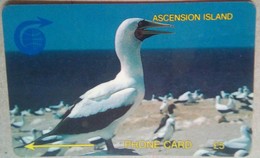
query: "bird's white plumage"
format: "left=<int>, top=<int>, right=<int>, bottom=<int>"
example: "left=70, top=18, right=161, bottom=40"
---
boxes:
left=31, top=18, right=172, bottom=153
left=159, top=99, right=168, bottom=114
left=68, top=88, right=137, bottom=118
left=34, top=108, right=45, bottom=116
left=11, top=114, right=25, bottom=128
left=154, top=117, right=175, bottom=141
left=10, top=105, right=19, bottom=116
left=234, top=150, right=248, bottom=157
left=224, top=125, right=251, bottom=152
left=215, top=95, right=236, bottom=111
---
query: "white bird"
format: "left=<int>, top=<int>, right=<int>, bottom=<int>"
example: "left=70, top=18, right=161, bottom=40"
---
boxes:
left=235, top=87, right=250, bottom=100
left=215, top=95, right=237, bottom=114
left=34, top=108, right=45, bottom=116
left=30, top=18, right=172, bottom=153
left=45, top=107, right=52, bottom=112
left=193, top=149, right=215, bottom=157
left=154, top=104, right=175, bottom=142
left=220, top=90, right=230, bottom=99
left=167, top=93, right=174, bottom=100
left=151, top=94, right=158, bottom=102
left=206, top=125, right=252, bottom=156
left=175, top=91, right=196, bottom=104
left=223, top=125, right=252, bottom=152
left=49, top=101, right=65, bottom=110
left=15, top=129, right=38, bottom=144
left=21, top=109, right=31, bottom=116
left=10, top=105, right=19, bottom=116
left=11, top=114, right=25, bottom=128
left=215, top=95, right=237, bottom=123
left=153, top=117, right=175, bottom=142
left=231, top=88, right=243, bottom=97
left=159, top=99, right=168, bottom=114
left=41, top=127, right=53, bottom=135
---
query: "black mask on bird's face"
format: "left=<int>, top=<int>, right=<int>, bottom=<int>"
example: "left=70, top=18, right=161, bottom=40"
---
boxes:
left=134, top=20, right=172, bottom=41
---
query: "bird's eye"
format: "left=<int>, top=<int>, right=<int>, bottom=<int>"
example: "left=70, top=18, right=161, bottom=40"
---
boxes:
left=138, top=20, right=148, bottom=28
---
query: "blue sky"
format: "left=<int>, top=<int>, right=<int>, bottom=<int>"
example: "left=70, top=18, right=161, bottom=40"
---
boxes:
left=2, top=2, right=256, bottom=52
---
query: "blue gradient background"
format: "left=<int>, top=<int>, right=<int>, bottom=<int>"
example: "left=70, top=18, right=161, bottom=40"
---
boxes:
left=2, top=2, right=256, bottom=51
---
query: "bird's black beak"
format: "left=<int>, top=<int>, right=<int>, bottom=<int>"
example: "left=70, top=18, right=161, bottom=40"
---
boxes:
left=135, top=20, right=172, bottom=41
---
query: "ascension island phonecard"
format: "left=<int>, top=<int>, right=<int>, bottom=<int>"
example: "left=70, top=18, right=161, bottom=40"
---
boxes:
left=2, top=1, right=255, bottom=157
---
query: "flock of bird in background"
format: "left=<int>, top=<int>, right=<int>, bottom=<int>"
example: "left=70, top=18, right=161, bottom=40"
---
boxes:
left=10, top=85, right=253, bottom=156
left=151, top=85, right=253, bottom=157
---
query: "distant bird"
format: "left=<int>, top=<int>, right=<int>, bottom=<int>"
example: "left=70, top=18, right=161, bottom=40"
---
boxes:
left=206, top=125, right=252, bottom=156
left=151, top=94, right=157, bottom=101
left=45, top=107, right=52, bottom=112
left=231, top=88, right=243, bottom=97
left=28, top=18, right=172, bottom=154
left=193, top=149, right=216, bottom=157
left=158, top=95, right=167, bottom=101
left=154, top=104, right=175, bottom=142
left=215, top=95, right=237, bottom=123
left=21, top=109, right=31, bottom=116
left=41, top=141, right=64, bottom=156
left=247, top=93, right=253, bottom=100
left=34, top=108, right=45, bottom=116
left=49, top=101, right=65, bottom=110
left=10, top=105, right=19, bottom=116
left=40, top=127, right=53, bottom=135
left=15, top=129, right=38, bottom=144
left=167, top=93, right=174, bottom=100
left=234, top=87, right=250, bottom=101
left=159, top=99, right=169, bottom=114
left=220, top=90, right=230, bottom=99
left=192, top=89, right=202, bottom=100
left=11, top=114, right=25, bottom=128
left=174, top=91, right=196, bottom=104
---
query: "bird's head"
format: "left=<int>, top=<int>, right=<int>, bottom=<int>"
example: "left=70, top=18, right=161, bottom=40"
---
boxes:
left=116, top=18, right=172, bottom=43
left=240, top=125, right=252, bottom=135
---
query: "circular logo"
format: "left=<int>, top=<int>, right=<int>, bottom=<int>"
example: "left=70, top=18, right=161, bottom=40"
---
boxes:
left=21, top=28, right=46, bottom=55
left=14, top=17, right=52, bottom=55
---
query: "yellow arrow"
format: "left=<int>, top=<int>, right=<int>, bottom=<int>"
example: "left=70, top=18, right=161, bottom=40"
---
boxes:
left=25, top=142, right=94, bottom=151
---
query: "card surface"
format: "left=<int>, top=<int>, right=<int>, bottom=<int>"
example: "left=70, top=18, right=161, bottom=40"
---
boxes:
left=2, top=1, right=256, bottom=157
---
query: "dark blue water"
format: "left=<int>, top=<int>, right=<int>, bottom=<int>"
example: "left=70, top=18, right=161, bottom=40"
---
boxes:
left=5, top=48, right=254, bottom=110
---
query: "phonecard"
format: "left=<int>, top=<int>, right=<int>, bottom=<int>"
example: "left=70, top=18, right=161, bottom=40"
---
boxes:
left=1, top=1, right=256, bottom=157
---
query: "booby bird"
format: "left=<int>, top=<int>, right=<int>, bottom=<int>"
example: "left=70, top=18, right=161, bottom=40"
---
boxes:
left=193, top=149, right=215, bottom=157
left=215, top=95, right=237, bottom=114
left=231, top=88, right=243, bottom=97
left=159, top=98, right=169, bottom=114
left=220, top=90, right=230, bottom=99
left=15, top=129, right=38, bottom=145
left=174, top=91, right=196, bottom=104
left=151, top=94, right=158, bottom=102
left=11, top=114, right=25, bottom=128
left=34, top=108, right=45, bottom=116
left=10, top=104, right=19, bottom=116
left=21, top=109, right=31, bottom=116
left=154, top=104, right=175, bottom=142
left=167, top=93, right=174, bottom=100
left=215, top=95, right=237, bottom=123
left=49, top=101, right=65, bottom=110
left=29, top=18, right=172, bottom=154
left=206, top=125, right=252, bottom=156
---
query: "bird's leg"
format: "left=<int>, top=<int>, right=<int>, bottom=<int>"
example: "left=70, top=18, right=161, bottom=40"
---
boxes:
left=105, top=139, right=115, bottom=153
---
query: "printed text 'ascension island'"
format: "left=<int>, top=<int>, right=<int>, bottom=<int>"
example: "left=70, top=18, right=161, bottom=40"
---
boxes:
left=153, top=13, right=233, bottom=22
